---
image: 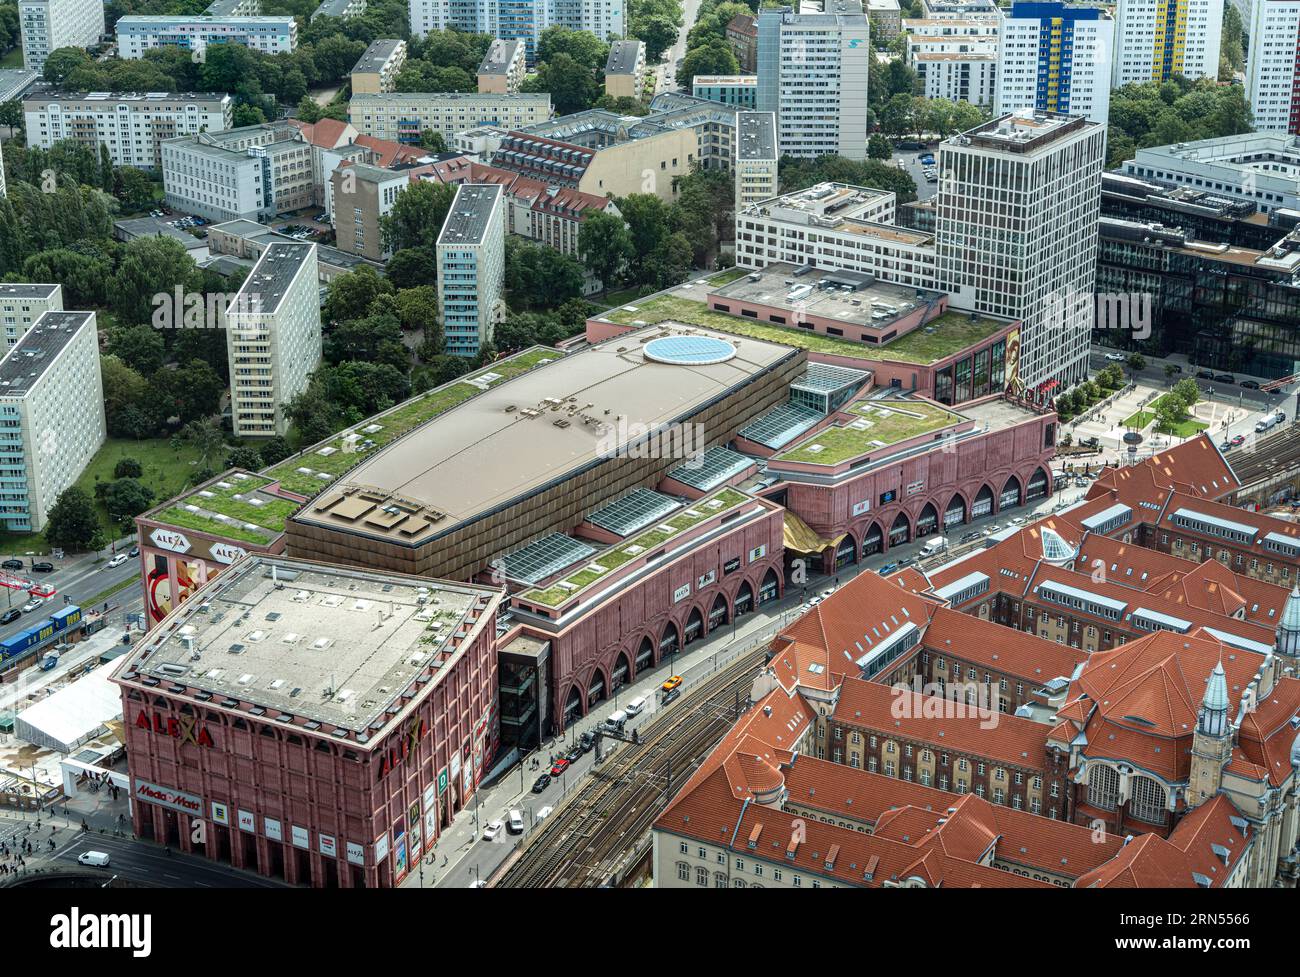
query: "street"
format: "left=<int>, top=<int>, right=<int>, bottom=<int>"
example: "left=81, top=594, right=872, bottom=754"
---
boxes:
left=0, top=548, right=142, bottom=646
left=654, top=0, right=704, bottom=94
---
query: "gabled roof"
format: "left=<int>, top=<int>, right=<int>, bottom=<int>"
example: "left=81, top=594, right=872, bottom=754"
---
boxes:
left=922, top=606, right=1086, bottom=685
left=1089, top=434, right=1238, bottom=502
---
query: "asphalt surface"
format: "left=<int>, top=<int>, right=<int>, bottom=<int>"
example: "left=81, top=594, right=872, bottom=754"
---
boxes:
left=0, top=550, right=142, bottom=645
left=654, top=0, right=703, bottom=94
left=891, top=147, right=939, bottom=201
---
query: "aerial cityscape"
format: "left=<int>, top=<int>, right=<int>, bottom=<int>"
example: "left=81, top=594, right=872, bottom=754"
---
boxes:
left=0, top=0, right=1298, bottom=919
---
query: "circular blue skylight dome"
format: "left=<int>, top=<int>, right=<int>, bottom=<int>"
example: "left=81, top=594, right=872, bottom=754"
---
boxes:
left=644, top=335, right=737, bottom=366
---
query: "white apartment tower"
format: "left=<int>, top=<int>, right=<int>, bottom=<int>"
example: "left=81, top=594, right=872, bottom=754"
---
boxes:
left=0, top=311, right=106, bottom=532
left=1246, top=0, right=1300, bottom=134
left=996, top=2, right=1113, bottom=126
left=756, top=1, right=871, bottom=160
left=18, top=0, right=105, bottom=72
left=936, top=113, right=1106, bottom=395
left=0, top=283, right=63, bottom=350
left=225, top=243, right=322, bottom=438
left=1112, top=0, right=1224, bottom=87
left=24, top=91, right=233, bottom=172
left=437, top=184, right=505, bottom=359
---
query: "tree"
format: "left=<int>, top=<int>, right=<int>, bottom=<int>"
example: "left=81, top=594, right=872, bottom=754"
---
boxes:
left=1173, top=377, right=1201, bottom=411
left=1163, top=364, right=1180, bottom=385
left=379, top=180, right=456, bottom=255
left=617, top=193, right=674, bottom=267
left=101, top=355, right=151, bottom=437
left=645, top=231, right=694, bottom=290
left=386, top=247, right=438, bottom=290
left=1126, top=352, right=1146, bottom=378
left=537, top=26, right=610, bottom=71
left=102, top=478, right=155, bottom=527
left=179, top=418, right=228, bottom=471
left=523, top=53, right=599, bottom=115
left=44, top=487, right=104, bottom=553
left=113, top=457, right=143, bottom=479
left=419, top=129, right=448, bottom=153
left=579, top=211, right=634, bottom=291
left=676, top=42, right=738, bottom=88
left=631, top=14, right=679, bottom=62
left=867, top=134, right=893, bottom=159
left=0, top=99, right=21, bottom=136
left=259, top=436, right=292, bottom=467
left=155, top=360, right=225, bottom=427
left=110, top=236, right=198, bottom=326
left=225, top=445, right=265, bottom=471
left=109, top=324, right=166, bottom=376
left=322, top=265, right=392, bottom=326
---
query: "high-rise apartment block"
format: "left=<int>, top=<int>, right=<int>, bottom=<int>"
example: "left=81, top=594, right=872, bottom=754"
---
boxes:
left=756, top=1, right=871, bottom=160
left=937, top=112, right=1106, bottom=392
left=115, top=15, right=297, bottom=59
left=18, top=0, right=105, bottom=72
left=996, top=2, right=1113, bottom=125
left=23, top=91, right=233, bottom=172
left=735, top=111, right=779, bottom=212
left=1246, top=0, right=1300, bottom=134
left=1112, top=0, right=1223, bottom=87
left=225, top=243, right=322, bottom=438
left=0, top=283, right=63, bottom=350
left=0, top=311, right=105, bottom=532
left=477, top=38, right=526, bottom=93
left=351, top=39, right=407, bottom=95
left=437, top=184, right=504, bottom=359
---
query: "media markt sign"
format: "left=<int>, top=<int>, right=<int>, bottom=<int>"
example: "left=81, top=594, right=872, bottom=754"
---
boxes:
left=133, top=778, right=203, bottom=817
left=150, top=528, right=191, bottom=554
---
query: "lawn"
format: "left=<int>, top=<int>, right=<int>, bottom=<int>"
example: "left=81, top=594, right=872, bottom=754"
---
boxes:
left=0, top=437, right=207, bottom=557
left=877, top=312, right=1005, bottom=365
left=1123, top=394, right=1207, bottom=438
left=150, top=472, right=299, bottom=546
left=0, top=47, right=21, bottom=68
left=777, top=401, right=960, bottom=465
left=522, top=487, right=751, bottom=607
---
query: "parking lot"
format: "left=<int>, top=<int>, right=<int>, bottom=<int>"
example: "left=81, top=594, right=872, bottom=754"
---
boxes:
left=889, top=146, right=939, bottom=201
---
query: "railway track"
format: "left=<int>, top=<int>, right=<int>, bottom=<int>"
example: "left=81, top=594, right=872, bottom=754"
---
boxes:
left=493, top=646, right=767, bottom=888
left=1224, top=425, right=1300, bottom=486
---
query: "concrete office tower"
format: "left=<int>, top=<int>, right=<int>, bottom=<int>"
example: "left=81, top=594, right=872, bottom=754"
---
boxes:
left=0, top=311, right=105, bottom=532
left=1113, top=0, right=1224, bottom=87
left=756, top=1, right=871, bottom=160
left=1246, top=0, right=1300, bottom=134
left=437, top=184, right=505, bottom=359
left=0, top=283, right=63, bottom=349
left=937, top=113, right=1106, bottom=394
left=18, top=0, right=105, bottom=72
left=477, top=38, right=526, bottom=94
left=351, top=39, right=407, bottom=95
left=735, top=111, right=779, bottom=211
left=225, top=243, right=322, bottom=438
left=24, top=91, right=233, bottom=172
left=995, top=3, right=1113, bottom=125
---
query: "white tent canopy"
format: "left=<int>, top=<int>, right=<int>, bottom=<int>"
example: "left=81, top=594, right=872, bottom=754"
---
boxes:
left=14, top=667, right=121, bottom=754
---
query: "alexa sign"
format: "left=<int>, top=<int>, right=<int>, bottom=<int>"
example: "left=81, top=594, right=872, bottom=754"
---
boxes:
left=135, top=710, right=215, bottom=748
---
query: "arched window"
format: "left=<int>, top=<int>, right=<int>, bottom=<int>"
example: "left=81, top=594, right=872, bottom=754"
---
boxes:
left=1129, top=775, right=1168, bottom=825
left=1087, top=764, right=1120, bottom=810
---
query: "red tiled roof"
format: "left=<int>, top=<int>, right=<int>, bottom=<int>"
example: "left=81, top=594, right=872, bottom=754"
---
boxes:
left=1236, top=675, right=1300, bottom=787
left=923, top=606, right=1085, bottom=684
left=1090, top=435, right=1238, bottom=502
left=289, top=117, right=354, bottom=149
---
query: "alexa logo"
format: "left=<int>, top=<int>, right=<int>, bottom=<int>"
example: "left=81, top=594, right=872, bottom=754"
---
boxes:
left=49, top=908, right=152, bottom=957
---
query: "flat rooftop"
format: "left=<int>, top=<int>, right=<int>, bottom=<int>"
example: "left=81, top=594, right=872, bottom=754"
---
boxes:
left=147, top=471, right=300, bottom=547
left=294, top=324, right=796, bottom=543
left=354, top=38, right=404, bottom=74
left=437, top=184, right=501, bottom=246
left=24, top=89, right=229, bottom=105
left=115, top=14, right=296, bottom=26
left=748, top=182, right=895, bottom=227
left=0, top=283, right=59, bottom=300
left=959, top=112, right=1099, bottom=154
left=737, top=111, right=777, bottom=161
left=231, top=243, right=315, bottom=316
left=606, top=39, right=644, bottom=75
left=351, top=92, right=551, bottom=106
left=776, top=399, right=961, bottom=465
left=712, top=263, right=936, bottom=332
left=0, top=311, right=93, bottom=394
left=478, top=38, right=522, bottom=75
left=116, top=556, right=497, bottom=736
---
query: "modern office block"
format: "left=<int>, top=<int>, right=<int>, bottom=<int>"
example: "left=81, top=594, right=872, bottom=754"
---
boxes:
left=996, top=2, right=1113, bottom=125
left=692, top=75, right=758, bottom=108
left=162, top=121, right=314, bottom=222
left=331, top=162, right=410, bottom=261
left=437, top=184, right=504, bottom=359
left=23, top=91, right=233, bottom=172
left=937, top=113, right=1106, bottom=393
left=1120, top=133, right=1300, bottom=214
left=18, top=0, right=105, bottom=72
left=756, top=1, right=871, bottom=160
left=225, top=243, right=322, bottom=438
left=0, top=311, right=105, bottom=532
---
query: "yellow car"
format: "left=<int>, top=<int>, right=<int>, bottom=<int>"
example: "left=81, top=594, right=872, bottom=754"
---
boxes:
left=661, top=675, right=683, bottom=693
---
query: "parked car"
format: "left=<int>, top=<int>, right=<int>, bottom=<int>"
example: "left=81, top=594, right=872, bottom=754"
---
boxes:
left=1196, top=370, right=1215, bottom=380
left=1230, top=434, right=1246, bottom=447
left=31, top=561, right=54, bottom=572
left=625, top=695, right=647, bottom=716
left=468, top=880, right=488, bottom=888
left=878, top=562, right=899, bottom=575
left=579, top=731, right=595, bottom=753
left=550, top=758, right=570, bottom=776
left=960, top=531, right=982, bottom=543
left=661, top=675, right=683, bottom=693
left=660, top=686, right=681, bottom=706
left=77, top=851, right=110, bottom=867
left=507, top=809, right=524, bottom=834
left=129, top=546, right=140, bottom=557
left=1240, top=379, right=1261, bottom=389
left=1, top=558, right=22, bottom=571
left=565, top=746, right=582, bottom=764
left=481, top=820, right=503, bottom=841
left=1104, top=352, right=1125, bottom=362
left=531, top=774, right=551, bottom=793
left=0, top=608, right=20, bottom=625
left=1214, top=373, right=1235, bottom=383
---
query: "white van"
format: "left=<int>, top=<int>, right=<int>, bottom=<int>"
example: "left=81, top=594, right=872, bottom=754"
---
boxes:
left=604, top=709, right=628, bottom=730
left=920, top=536, right=948, bottom=558
left=1256, top=411, right=1286, bottom=434
left=77, top=851, right=110, bottom=867
left=625, top=696, right=647, bottom=716
left=507, top=809, right=524, bottom=834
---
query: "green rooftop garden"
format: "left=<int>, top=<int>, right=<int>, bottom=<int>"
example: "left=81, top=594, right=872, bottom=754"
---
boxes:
left=776, top=401, right=961, bottom=465
left=264, top=347, right=560, bottom=498
left=521, top=487, right=752, bottom=608
left=600, top=293, right=1005, bottom=366
left=151, top=473, right=299, bottom=545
